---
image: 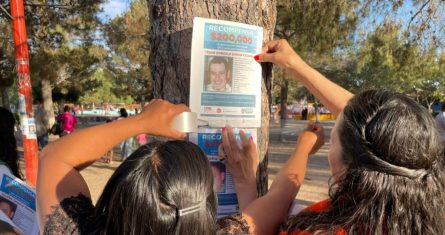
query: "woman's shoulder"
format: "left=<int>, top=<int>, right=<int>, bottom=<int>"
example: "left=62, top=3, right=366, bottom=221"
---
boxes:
left=43, top=194, right=95, bottom=235
left=216, top=213, right=251, bottom=235
left=0, top=164, right=12, bottom=175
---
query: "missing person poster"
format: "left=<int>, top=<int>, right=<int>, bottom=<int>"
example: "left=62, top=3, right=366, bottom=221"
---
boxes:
left=21, top=117, right=37, bottom=140
left=189, top=128, right=257, bottom=218
left=190, top=17, right=263, bottom=128
left=0, top=168, right=38, bottom=235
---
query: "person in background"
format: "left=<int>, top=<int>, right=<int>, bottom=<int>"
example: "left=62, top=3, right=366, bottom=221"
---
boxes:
left=118, top=108, right=134, bottom=160
left=34, top=99, right=50, bottom=149
left=57, top=105, right=77, bottom=137
left=136, top=133, right=147, bottom=147
left=103, top=119, right=114, bottom=164
left=0, top=107, right=23, bottom=180
left=434, top=104, right=445, bottom=145
left=301, top=107, right=308, bottom=120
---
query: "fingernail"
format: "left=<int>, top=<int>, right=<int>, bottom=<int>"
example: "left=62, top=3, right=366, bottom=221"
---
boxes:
left=254, top=55, right=260, bottom=61
left=249, top=136, right=253, bottom=142
left=222, top=127, right=226, bottom=133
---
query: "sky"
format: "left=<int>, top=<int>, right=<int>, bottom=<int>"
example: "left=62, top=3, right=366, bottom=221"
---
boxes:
left=98, top=0, right=131, bottom=23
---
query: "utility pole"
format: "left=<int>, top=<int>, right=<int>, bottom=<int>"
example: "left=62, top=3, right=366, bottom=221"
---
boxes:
left=11, top=0, right=38, bottom=186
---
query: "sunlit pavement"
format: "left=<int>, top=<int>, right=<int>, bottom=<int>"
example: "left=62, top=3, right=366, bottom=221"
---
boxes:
left=269, top=119, right=334, bottom=205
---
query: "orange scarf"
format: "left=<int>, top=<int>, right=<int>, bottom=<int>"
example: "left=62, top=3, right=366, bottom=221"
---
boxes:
left=278, top=199, right=346, bottom=235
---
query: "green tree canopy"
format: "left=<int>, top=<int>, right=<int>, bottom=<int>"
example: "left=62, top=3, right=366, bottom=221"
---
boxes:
left=104, top=0, right=151, bottom=103
left=79, top=68, right=134, bottom=104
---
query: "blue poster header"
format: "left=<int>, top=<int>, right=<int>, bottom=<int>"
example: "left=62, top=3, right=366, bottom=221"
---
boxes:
left=204, top=23, right=259, bottom=54
left=197, top=132, right=251, bottom=156
left=198, top=132, right=222, bottom=156
left=1, top=175, right=36, bottom=210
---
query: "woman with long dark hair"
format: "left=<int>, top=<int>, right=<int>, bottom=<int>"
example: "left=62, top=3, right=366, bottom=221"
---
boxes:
left=219, top=40, right=445, bottom=234
left=39, top=99, right=297, bottom=234
left=0, top=107, right=23, bottom=179
left=37, top=100, right=218, bottom=234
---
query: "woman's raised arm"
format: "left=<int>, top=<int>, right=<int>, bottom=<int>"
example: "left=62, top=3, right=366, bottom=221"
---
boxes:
left=222, top=123, right=324, bottom=234
left=256, top=39, right=353, bottom=115
left=37, top=99, right=189, bottom=229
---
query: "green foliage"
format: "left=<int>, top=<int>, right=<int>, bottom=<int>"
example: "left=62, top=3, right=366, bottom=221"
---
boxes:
left=21, top=0, right=105, bottom=103
left=0, top=19, right=15, bottom=88
left=79, top=68, right=134, bottom=104
left=274, top=0, right=360, bottom=105
left=104, top=0, right=151, bottom=102
left=342, top=22, right=445, bottom=107
left=276, top=0, right=358, bottom=62
left=273, top=0, right=445, bottom=109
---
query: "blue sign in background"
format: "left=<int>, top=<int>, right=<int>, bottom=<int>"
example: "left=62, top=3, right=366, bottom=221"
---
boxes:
left=204, top=23, right=259, bottom=54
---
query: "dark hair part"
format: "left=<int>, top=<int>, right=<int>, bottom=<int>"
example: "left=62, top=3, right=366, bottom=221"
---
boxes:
left=88, top=140, right=217, bottom=235
left=0, top=108, right=23, bottom=179
left=208, top=57, right=229, bottom=72
left=63, top=105, right=70, bottom=112
left=119, top=108, right=128, bottom=118
left=210, top=161, right=225, bottom=173
left=286, top=90, right=445, bottom=234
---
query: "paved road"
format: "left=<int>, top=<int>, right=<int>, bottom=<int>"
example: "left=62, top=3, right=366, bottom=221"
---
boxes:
left=268, top=120, right=333, bottom=205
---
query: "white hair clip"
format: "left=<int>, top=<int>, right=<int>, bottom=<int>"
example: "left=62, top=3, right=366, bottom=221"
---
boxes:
left=177, top=199, right=206, bottom=217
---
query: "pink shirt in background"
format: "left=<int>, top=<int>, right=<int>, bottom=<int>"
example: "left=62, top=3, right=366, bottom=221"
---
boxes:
left=57, top=112, right=77, bottom=133
left=136, top=134, right=147, bottom=145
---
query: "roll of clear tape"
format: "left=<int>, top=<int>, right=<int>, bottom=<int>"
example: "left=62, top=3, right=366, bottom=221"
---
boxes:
left=172, top=112, right=198, bottom=133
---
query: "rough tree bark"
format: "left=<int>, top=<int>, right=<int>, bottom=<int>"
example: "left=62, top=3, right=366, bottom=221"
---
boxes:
left=41, top=79, right=55, bottom=127
left=148, top=0, right=276, bottom=196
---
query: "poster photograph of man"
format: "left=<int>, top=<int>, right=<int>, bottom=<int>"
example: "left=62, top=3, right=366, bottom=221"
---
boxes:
left=204, top=56, right=233, bottom=93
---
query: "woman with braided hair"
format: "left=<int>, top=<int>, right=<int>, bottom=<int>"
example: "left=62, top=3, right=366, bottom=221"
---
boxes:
left=218, top=39, right=445, bottom=234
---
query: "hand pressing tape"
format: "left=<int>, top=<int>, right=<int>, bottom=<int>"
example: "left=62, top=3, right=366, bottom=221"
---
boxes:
left=172, top=112, right=198, bottom=133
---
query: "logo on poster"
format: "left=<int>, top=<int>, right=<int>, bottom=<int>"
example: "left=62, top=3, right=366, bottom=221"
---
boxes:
left=217, top=108, right=222, bottom=113
left=241, top=108, right=253, bottom=114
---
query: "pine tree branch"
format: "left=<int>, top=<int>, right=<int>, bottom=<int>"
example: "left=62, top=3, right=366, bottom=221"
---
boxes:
left=0, top=4, right=13, bottom=20
left=23, top=1, right=88, bottom=9
left=407, top=0, right=432, bottom=31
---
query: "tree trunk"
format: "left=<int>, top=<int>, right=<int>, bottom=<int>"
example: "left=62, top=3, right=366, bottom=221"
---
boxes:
left=148, top=0, right=276, bottom=196
left=0, top=86, right=10, bottom=109
left=280, top=79, right=288, bottom=121
left=41, top=79, right=55, bottom=127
